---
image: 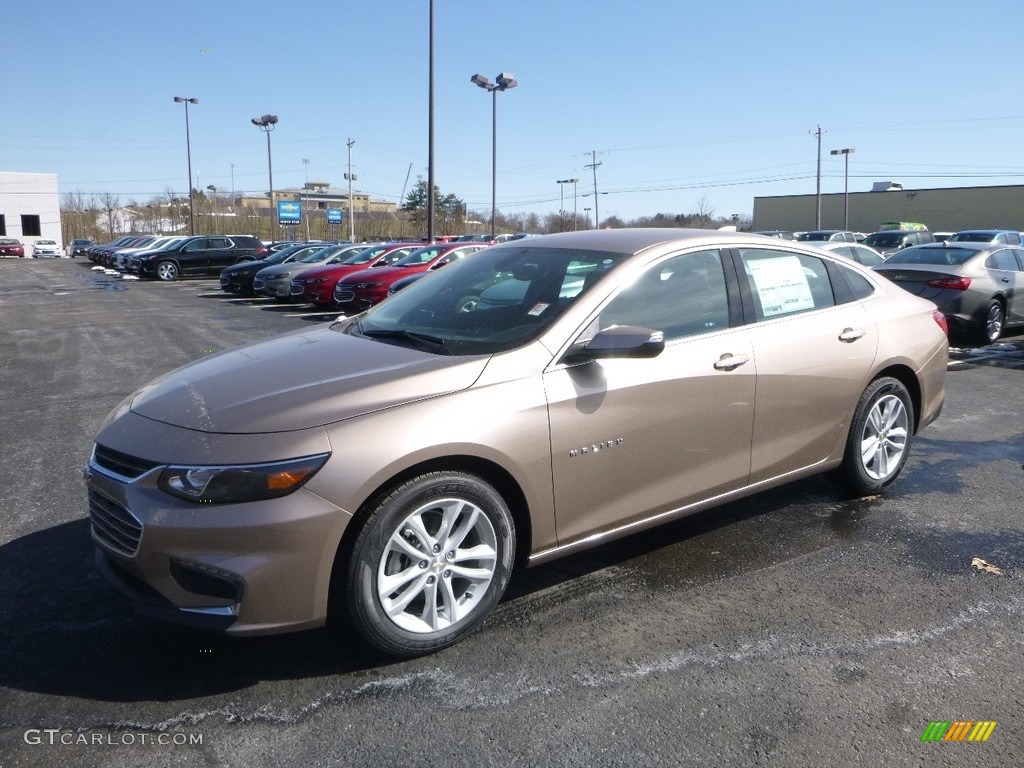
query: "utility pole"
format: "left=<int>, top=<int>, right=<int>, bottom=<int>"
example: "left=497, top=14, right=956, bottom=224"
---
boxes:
left=584, top=150, right=603, bottom=228
left=810, top=125, right=826, bottom=229
left=346, top=138, right=356, bottom=242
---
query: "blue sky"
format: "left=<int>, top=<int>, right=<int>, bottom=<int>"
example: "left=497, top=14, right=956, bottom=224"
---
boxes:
left=5, top=0, right=1024, bottom=224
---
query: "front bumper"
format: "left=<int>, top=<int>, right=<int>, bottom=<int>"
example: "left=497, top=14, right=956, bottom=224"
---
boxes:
left=84, top=434, right=352, bottom=636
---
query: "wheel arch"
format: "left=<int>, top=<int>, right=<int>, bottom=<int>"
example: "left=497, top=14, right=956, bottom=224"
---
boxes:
left=870, top=363, right=922, bottom=433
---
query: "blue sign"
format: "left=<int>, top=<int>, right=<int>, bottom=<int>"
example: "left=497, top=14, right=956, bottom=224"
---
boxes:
left=327, top=208, right=344, bottom=224
left=278, top=200, right=301, bottom=225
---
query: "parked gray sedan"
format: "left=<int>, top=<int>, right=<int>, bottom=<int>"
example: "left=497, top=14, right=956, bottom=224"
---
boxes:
left=873, top=242, right=1024, bottom=343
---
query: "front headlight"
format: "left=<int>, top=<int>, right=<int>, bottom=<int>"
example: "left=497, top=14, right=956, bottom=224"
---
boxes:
left=158, top=453, right=330, bottom=504
left=264, top=271, right=288, bottom=280
left=354, top=281, right=385, bottom=290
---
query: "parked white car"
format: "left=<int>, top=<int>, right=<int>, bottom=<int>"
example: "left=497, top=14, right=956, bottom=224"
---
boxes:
left=32, top=239, right=63, bottom=258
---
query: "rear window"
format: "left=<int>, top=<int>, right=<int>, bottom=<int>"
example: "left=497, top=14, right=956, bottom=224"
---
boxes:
left=884, top=247, right=977, bottom=266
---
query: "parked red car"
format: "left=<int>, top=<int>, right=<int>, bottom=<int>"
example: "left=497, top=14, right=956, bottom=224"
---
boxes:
left=332, top=243, right=489, bottom=314
left=289, top=243, right=420, bottom=305
left=0, top=238, right=25, bottom=257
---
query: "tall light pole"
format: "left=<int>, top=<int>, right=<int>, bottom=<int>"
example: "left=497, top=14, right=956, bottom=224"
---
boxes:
left=830, top=147, right=856, bottom=230
left=583, top=207, right=591, bottom=229
left=251, top=114, right=279, bottom=241
left=557, top=178, right=578, bottom=232
left=302, top=158, right=310, bottom=241
left=471, top=72, right=518, bottom=240
left=810, top=125, right=826, bottom=229
left=173, top=97, right=198, bottom=235
left=346, top=138, right=356, bottom=242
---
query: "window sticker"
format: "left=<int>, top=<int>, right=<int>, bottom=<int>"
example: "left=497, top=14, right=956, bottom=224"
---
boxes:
left=746, top=256, right=815, bottom=317
left=527, top=302, right=550, bottom=316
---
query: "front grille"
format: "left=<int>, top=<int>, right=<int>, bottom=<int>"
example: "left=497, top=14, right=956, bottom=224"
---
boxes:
left=220, top=276, right=230, bottom=288
left=334, top=289, right=355, bottom=303
left=289, top=283, right=305, bottom=295
left=93, top=444, right=161, bottom=480
left=253, top=278, right=266, bottom=290
left=89, top=489, right=143, bottom=558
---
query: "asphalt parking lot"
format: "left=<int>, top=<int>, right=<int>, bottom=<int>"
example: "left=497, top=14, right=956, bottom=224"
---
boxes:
left=1, top=258, right=1022, bottom=768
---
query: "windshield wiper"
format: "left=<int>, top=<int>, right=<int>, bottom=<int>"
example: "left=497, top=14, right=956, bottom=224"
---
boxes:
left=361, top=327, right=452, bottom=354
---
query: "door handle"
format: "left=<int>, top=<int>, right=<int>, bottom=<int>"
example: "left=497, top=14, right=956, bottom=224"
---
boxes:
left=839, top=327, right=866, bottom=343
left=714, top=353, right=749, bottom=371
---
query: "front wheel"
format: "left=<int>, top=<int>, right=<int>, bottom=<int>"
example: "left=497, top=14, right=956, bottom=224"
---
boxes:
left=155, top=261, right=179, bottom=281
left=836, top=377, right=914, bottom=494
left=344, top=472, right=515, bottom=657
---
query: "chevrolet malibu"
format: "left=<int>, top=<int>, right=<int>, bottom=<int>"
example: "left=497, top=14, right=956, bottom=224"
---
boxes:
left=85, top=229, right=947, bottom=657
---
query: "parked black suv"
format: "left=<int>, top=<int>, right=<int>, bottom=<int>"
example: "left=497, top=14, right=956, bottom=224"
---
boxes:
left=135, top=235, right=266, bottom=280
left=861, top=229, right=935, bottom=257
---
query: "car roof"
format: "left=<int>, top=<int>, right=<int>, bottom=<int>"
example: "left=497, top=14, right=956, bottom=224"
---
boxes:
left=489, top=228, right=802, bottom=255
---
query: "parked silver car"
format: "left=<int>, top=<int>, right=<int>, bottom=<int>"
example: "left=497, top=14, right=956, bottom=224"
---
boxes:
left=873, top=242, right=1024, bottom=343
left=85, top=229, right=948, bottom=656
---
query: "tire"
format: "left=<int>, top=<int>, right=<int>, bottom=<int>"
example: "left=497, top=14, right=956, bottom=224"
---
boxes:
left=837, top=377, right=914, bottom=495
left=344, top=471, right=515, bottom=657
left=978, top=299, right=1004, bottom=345
left=155, top=261, right=179, bottom=281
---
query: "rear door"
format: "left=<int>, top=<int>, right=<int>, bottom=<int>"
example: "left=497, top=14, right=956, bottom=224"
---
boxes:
left=733, top=246, right=879, bottom=482
left=991, top=248, right=1024, bottom=324
left=204, top=237, right=235, bottom=273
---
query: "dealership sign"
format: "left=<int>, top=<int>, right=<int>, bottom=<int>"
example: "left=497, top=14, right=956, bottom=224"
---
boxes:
left=278, top=200, right=301, bottom=225
left=327, top=208, right=344, bottom=224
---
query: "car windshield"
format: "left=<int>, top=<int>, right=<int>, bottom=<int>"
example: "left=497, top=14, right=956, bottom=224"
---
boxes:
left=796, top=232, right=831, bottom=241
left=863, top=232, right=904, bottom=248
left=394, top=246, right=451, bottom=267
left=341, top=245, right=629, bottom=355
left=883, top=247, right=977, bottom=266
left=298, top=247, right=332, bottom=263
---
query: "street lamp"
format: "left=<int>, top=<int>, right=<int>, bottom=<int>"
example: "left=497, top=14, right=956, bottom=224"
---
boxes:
left=557, top=178, right=578, bottom=231
left=302, top=158, right=310, bottom=241
left=251, top=114, right=279, bottom=241
left=173, top=97, right=198, bottom=235
left=583, top=207, right=591, bottom=229
left=830, top=148, right=856, bottom=230
left=206, top=184, right=218, bottom=230
left=471, top=71, right=518, bottom=240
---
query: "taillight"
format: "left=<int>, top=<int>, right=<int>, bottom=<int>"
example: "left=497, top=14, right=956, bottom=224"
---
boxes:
left=255, top=245, right=268, bottom=255
left=932, top=310, right=948, bottom=336
left=926, top=276, right=970, bottom=291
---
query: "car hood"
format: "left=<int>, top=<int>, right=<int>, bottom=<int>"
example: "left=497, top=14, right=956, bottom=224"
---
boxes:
left=341, top=264, right=423, bottom=284
left=129, top=324, right=488, bottom=434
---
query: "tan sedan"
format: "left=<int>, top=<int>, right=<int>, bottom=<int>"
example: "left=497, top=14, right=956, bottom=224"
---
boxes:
left=85, top=229, right=948, bottom=656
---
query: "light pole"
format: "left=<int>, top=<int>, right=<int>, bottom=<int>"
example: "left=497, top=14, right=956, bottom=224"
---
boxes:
left=173, top=97, right=198, bottom=235
left=556, top=178, right=578, bottom=231
left=206, top=184, right=218, bottom=231
left=251, top=114, right=279, bottom=241
left=302, top=158, right=310, bottom=241
left=471, top=72, right=518, bottom=240
left=830, top=148, right=856, bottom=230
left=346, top=138, right=356, bottom=242
left=583, top=207, right=591, bottom=229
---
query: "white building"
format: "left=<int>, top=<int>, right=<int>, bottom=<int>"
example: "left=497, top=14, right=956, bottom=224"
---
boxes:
left=0, top=172, right=63, bottom=252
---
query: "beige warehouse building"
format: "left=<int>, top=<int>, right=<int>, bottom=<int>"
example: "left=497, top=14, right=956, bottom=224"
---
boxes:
left=752, top=184, right=1024, bottom=234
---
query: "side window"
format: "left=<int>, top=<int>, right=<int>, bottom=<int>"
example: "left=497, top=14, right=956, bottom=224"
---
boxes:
left=210, top=238, right=230, bottom=249
left=738, top=248, right=835, bottom=320
left=599, top=249, right=729, bottom=340
left=183, top=239, right=208, bottom=252
left=987, top=249, right=1019, bottom=271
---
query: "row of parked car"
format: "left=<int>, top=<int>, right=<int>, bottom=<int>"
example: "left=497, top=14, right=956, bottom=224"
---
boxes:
left=80, top=226, right=1024, bottom=345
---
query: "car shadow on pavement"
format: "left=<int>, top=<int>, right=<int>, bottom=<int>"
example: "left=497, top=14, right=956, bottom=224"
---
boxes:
left=0, top=519, right=391, bottom=703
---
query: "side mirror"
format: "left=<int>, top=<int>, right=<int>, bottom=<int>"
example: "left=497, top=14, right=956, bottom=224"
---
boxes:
left=561, top=325, right=665, bottom=365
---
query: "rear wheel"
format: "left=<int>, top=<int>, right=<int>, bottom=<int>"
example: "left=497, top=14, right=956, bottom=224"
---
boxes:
left=344, top=472, right=515, bottom=657
left=979, top=299, right=1004, bottom=345
left=837, top=377, right=913, bottom=494
left=155, top=261, right=179, bottom=281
